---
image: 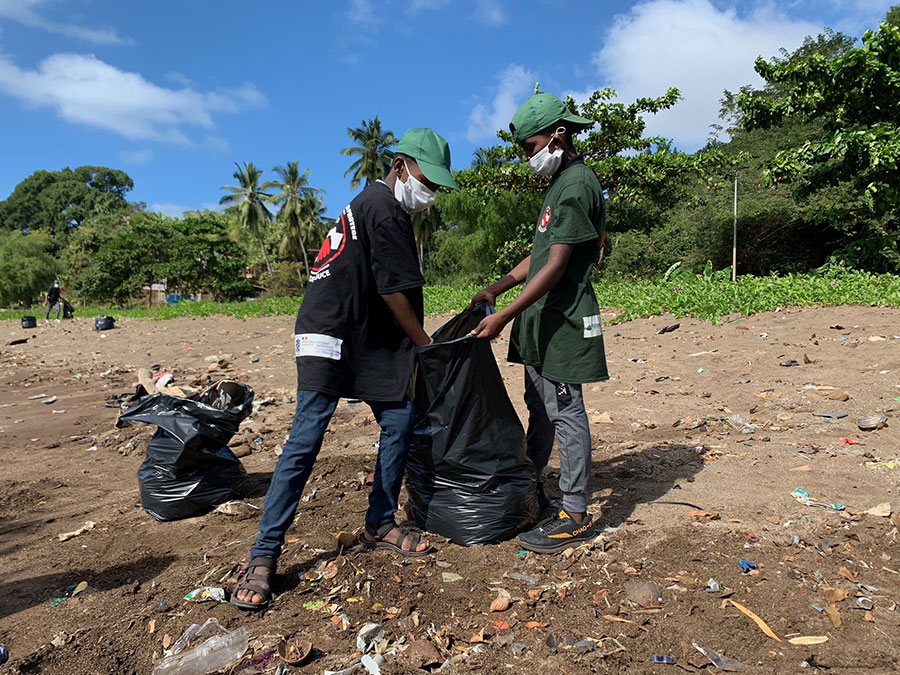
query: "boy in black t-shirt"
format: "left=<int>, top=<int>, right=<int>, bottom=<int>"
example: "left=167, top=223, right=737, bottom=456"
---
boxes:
left=233, top=128, right=457, bottom=611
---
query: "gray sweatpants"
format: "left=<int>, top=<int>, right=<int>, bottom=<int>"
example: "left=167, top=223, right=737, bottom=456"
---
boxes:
left=523, top=365, right=592, bottom=513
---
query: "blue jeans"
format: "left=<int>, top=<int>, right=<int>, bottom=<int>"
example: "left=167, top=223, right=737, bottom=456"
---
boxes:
left=250, top=389, right=415, bottom=560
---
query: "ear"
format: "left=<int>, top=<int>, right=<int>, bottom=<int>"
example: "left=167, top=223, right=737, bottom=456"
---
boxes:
left=392, top=155, right=405, bottom=178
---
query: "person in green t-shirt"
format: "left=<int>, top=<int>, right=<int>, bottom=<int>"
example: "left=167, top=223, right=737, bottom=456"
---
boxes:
left=469, top=93, right=608, bottom=553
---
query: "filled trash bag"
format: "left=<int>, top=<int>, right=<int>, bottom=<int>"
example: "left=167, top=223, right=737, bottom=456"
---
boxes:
left=20, top=316, right=36, bottom=329
left=62, top=300, right=75, bottom=319
left=117, top=380, right=253, bottom=521
left=406, top=304, right=538, bottom=545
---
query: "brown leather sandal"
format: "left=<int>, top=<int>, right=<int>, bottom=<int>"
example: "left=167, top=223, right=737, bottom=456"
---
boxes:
left=360, top=522, right=434, bottom=558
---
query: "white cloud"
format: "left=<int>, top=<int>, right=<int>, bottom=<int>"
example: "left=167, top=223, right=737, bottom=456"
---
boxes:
left=0, top=0, right=131, bottom=45
left=466, top=63, right=536, bottom=143
left=149, top=202, right=188, bottom=218
left=0, top=52, right=266, bottom=144
left=119, top=148, right=154, bottom=165
left=407, top=0, right=451, bottom=13
left=346, top=0, right=378, bottom=24
left=593, top=0, right=821, bottom=149
left=473, top=0, right=506, bottom=26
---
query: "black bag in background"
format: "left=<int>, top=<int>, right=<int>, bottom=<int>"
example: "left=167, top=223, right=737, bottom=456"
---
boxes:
left=21, top=316, right=36, bottom=329
left=406, top=304, right=538, bottom=545
left=117, top=380, right=253, bottom=521
left=62, top=300, right=74, bottom=319
left=94, top=316, right=114, bottom=330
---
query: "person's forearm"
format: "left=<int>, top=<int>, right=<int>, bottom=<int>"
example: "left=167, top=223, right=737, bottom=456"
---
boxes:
left=497, top=245, right=572, bottom=320
left=381, top=291, right=430, bottom=346
left=485, top=256, right=531, bottom=298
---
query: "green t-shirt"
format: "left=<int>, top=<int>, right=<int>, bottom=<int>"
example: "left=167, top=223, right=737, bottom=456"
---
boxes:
left=508, top=158, right=609, bottom=384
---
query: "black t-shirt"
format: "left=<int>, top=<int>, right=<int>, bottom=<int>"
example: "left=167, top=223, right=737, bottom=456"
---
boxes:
left=47, top=286, right=60, bottom=304
left=294, top=181, right=425, bottom=401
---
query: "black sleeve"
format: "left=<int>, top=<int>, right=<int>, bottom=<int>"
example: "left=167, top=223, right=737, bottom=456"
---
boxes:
left=369, top=214, right=425, bottom=294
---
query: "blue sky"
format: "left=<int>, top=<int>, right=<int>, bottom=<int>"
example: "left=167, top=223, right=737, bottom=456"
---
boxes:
left=0, top=0, right=894, bottom=219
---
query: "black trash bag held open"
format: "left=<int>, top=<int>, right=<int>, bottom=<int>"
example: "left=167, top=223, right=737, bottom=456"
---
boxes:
left=406, top=304, right=538, bottom=545
left=117, top=380, right=253, bottom=521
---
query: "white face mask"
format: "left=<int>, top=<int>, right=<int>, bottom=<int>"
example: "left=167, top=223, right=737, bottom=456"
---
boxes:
left=527, top=128, right=565, bottom=176
left=394, top=161, right=436, bottom=212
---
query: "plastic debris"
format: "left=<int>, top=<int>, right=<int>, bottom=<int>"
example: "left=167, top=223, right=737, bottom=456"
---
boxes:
left=656, top=323, right=680, bottom=334
left=42, top=396, right=58, bottom=405
left=0, top=644, right=8, bottom=666
left=441, top=572, right=463, bottom=583
left=705, top=578, right=721, bottom=593
left=790, top=636, right=829, bottom=646
left=506, top=572, right=538, bottom=585
left=58, top=520, right=96, bottom=542
left=738, top=560, right=758, bottom=574
left=184, top=587, right=226, bottom=603
left=791, top=487, right=844, bottom=511
left=303, top=599, right=325, bottom=610
left=858, top=413, right=888, bottom=431
left=649, top=654, right=676, bottom=664
left=692, top=643, right=747, bottom=671
left=152, top=617, right=248, bottom=675
left=813, top=411, right=847, bottom=420
left=779, top=360, right=799, bottom=367
left=356, top=623, right=384, bottom=653
left=71, top=581, right=88, bottom=597
left=857, top=597, right=874, bottom=610
left=865, top=502, right=892, bottom=517
left=361, top=653, right=384, bottom=675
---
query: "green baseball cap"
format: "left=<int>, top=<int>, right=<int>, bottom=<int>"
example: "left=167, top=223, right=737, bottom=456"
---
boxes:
left=509, top=93, right=593, bottom=143
left=395, top=128, right=457, bottom=190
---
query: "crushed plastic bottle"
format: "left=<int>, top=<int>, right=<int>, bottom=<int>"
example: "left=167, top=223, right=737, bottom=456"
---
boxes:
left=152, top=617, right=249, bottom=675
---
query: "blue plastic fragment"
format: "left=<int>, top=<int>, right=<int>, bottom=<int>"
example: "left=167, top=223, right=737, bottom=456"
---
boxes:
left=649, top=654, right=676, bottom=664
left=0, top=644, right=8, bottom=666
left=738, top=559, right=758, bottom=573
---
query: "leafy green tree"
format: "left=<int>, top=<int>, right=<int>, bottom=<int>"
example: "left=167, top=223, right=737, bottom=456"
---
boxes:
left=738, top=21, right=900, bottom=217
left=0, top=231, right=58, bottom=306
left=340, top=117, right=397, bottom=189
left=269, top=161, right=323, bottom=282
left=0, top=166, right=133, bottom=242
left=471, top=146, right=515, bottom=168
left=219, top=162, right=276, bottom=274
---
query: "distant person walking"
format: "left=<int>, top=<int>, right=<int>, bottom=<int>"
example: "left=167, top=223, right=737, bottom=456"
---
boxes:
left=45, top=281, right=61, bottom=321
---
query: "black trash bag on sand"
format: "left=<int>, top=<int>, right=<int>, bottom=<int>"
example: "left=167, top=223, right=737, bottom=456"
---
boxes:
left=406, top=304, right=538, bottom=545
left=117, top=380, right=253, bottom=521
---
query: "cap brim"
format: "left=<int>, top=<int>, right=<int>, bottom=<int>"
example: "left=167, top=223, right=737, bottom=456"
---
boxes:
left=417, top=159, right=458, bottom=190
left=562, top=112, right=594, bottom=130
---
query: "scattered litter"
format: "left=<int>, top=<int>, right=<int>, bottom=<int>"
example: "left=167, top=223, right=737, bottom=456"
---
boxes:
left=0, top=644, right=7, bottom=666
left=356, top=623, right=384, bottom=653
left=813, top=411, right=847, bottom=420
left=152, top=617, right=249, bottom=675
left=788, top=636, right=828, bottom=645
left=656, top=323, right=680, bottom=334
left=779, top=360, right=799, bottom=367
left=705, top=579, right=721, bottom=593
left=278, top=637, right=312, bottom=666
left=841, top=438, right=861, bottom=445
left=649, top=655, right=676, bottom=664
left=303, top=600, right=325, bottom=610
left=865, top=460, right=898, bottom=470
left=857, top=597, right=874, bottom=610
left=858, top=413, right=888, bottom=431
left=738, top=560, right=758, bottom=574
left=27, top=394, right=47, bottom=400
left=441, top=572, right=463, bottom=583
left=212, top=501, right=259, bottom=516
left=71, top=581, right=88, bottom=597
left=791, top=488, right=844, bottom=511
left=692, top=643, right=748, bottom=671
left=58, top=520, right=95, bottom=542
left=506, top=572, right=538, bottom=585
left=184, top=587, right=226, bottom=603
left=824, top=604, right=842, bottom=628
left=42, top=396, right=58, bottom=405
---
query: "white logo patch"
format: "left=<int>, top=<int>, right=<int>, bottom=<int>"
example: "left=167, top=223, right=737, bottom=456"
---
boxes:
left=582, top=314, right=603, bottom=338
left=295, top=333, right=343, bottom=360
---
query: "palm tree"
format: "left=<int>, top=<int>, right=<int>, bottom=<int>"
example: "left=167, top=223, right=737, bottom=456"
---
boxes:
left=340, top=117, right=397, bottom=189
left=270, top=161, right=323, bottom=282
left=471, top=146, right=511, bottom=168
left=219, top=162, right=276, bottom=274
left=410, top=205, right=442, bottom=275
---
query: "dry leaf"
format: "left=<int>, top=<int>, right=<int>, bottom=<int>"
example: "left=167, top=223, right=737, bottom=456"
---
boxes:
left=824, top=588, right=848, bottom=604
left=469, top=627, right=488, bottom=644
left=592, top=589, right=610, bottom=606
left=556, top=587, right=567, bottom=600
left=728, top=600, right=781, bottom=641
left=490, top=596, right=511, bottom=612
left=788, top=636, right=828, bottom=645
left=824, top=605, right=842, bottom=628
left=162, top=634, right=171, bottom=649
left=148, top=619, right=156, bottom=634
left=525, top=621, right=548, bottom=629
left=864, top=611, right=875, bottom=623
left=527, top=588, right=545, bottom=602
left=838, top=567, right=858, bottom=582
left=322, top=560, right=339, bottom=580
